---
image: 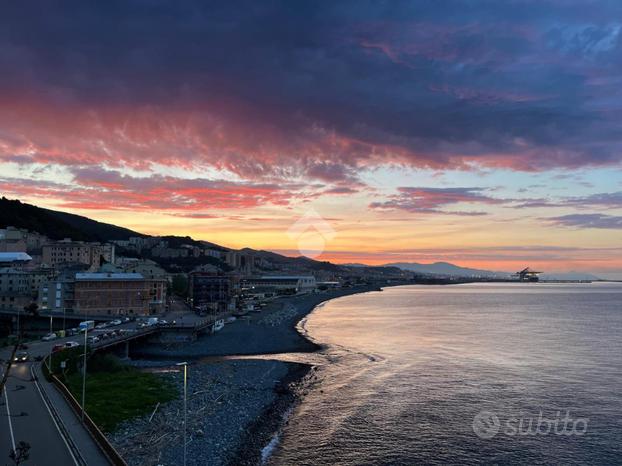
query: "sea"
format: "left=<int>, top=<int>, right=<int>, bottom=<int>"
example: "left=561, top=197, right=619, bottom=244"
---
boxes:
left=266, top=282, right=622, bottom=465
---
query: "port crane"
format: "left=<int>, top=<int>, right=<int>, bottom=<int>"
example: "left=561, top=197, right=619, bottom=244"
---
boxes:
left=516, top=267, right=542, bottom=282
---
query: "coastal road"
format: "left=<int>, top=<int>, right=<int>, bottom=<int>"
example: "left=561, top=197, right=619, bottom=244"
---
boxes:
left=1, top=361, right=78, bottom=466
left=0, top=311, right=203, bottom=465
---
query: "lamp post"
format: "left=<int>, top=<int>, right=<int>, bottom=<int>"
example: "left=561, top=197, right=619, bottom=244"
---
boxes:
left=176, top=362, right=188, bottom=466
left=81, top=325, right=88, bottom=421
left=16, top=306, right=20, bottom=338
left=49, top=313, right=54, bottom=373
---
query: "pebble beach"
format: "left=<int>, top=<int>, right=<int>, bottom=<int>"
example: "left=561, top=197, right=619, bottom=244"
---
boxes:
left=107, top=285, right=383, bottom=465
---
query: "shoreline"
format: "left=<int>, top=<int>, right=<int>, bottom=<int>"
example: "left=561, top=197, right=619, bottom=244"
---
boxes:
left=112, top=282, right=406, bottom=465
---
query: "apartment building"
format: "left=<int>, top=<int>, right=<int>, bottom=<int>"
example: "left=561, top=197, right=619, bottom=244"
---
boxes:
left=71, top=272, right=166, bottom=316
left=42, top=239, right=115, bottom=270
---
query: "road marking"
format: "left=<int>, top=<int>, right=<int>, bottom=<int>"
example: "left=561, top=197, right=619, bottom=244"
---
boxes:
left=31, top=365, right=80, bottom=466
left=3, top=383, right=16, bottom=451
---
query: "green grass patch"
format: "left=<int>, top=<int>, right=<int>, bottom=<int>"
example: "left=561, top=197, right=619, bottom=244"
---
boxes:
left=55, top=351, right=177, bottom=432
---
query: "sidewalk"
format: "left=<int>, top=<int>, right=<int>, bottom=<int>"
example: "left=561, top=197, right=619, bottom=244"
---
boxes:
left=32, top=363, right=111, bottom=466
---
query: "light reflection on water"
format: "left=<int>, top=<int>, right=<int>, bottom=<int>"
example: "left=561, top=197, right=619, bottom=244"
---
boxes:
left=265, top=283, right=622, bottom=465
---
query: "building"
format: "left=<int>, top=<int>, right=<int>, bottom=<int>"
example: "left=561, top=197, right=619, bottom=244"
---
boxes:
left=225, top=250, right=254, bottom=275
left=42, top=239, right=115, bottom=270
left=129, top=236, right=160, bottom=251
left=0, top=238, right=26, bottom=252
left=0, top=267, right=50, bottom=311
left=38, top=275, right=74, bottom=313
left=150, top=246, right=189, bottom=259
left=189, top=269, right=235, bottom=313
left=70, top=272, right=166, bottom=317
left=204, top=248, right=224, bottom=259
left=0, top=227, right=48, bottom=252
left=242, top=275, right=317, bottom=294
left=120, top=258, right=169, bottom=280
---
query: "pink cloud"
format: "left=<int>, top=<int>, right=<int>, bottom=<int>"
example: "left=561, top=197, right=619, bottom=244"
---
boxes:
left=0, top=168, right=308, bottom=212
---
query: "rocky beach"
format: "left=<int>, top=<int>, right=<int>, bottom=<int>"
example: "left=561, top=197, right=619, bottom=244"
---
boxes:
left=108, top=285, right=385, bottom=465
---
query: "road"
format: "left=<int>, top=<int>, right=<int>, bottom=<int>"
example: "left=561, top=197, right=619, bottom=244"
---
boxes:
left=0, top=307, right=202, bottom=465
left=0, top=304, right=214, bottom=465
left=1, top=359, right=78, bottom=466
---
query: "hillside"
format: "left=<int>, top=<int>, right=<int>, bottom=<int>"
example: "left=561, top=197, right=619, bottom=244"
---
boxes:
left=0, top=197, right=145, bottom=242
left=0, top=199, right=417, bottom=279
left=0, top=198, right=383, bottom=276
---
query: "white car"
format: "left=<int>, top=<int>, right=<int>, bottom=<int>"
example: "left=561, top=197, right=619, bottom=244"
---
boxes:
left=111, top=319, right=122, bottom=326
left=42, top=333, right=57, bottom=341
left=65, top=341, right=80, bottom=348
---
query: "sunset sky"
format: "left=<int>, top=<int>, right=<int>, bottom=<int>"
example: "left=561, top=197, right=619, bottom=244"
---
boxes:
left=1, top=1, right=621, bottom=276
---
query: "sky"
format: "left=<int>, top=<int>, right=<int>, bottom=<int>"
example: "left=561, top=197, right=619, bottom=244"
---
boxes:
left=0, top=0, right=621, bottom=276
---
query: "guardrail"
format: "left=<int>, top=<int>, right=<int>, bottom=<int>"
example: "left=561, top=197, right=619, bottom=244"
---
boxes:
left=49, top=372, right=128, bottom=466
left=31, top=365, right=87, bottom=466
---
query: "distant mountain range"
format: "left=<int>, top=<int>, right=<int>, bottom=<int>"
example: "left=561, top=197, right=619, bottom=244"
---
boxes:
left=384, top=261, right=601, bottom=281
left=384, top=262, right=509, bottom=278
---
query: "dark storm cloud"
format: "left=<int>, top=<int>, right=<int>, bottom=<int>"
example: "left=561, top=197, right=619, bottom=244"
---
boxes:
left=2, top=0, right=622, bottom=173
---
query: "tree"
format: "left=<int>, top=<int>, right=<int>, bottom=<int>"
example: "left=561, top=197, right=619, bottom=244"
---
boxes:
left=8, top=441, right=30, bottom=465
left=172, top=274, right=189, bottom=297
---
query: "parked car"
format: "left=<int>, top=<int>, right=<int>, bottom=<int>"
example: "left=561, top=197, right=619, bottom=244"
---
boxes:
left=86, top=336, right=100, bottom=345
left=157, top=319, right=169, bottom=327
left=123, top=317, right=131, bottom=322
left=52, top=343, right=65, bottom=353
left=42, top=333, right=57, bottom=341
left=13, top=351, right=29, bottom=363
left=65, top=341, right=80, bottom=348
left=111, top=319, right=123, bottom=326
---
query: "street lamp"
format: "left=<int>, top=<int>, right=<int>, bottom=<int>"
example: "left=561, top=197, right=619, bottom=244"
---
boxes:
left=176, top=362, right=188, bottom=466
left=16, top=306, right=20, bottom=338
left=81, top=325, right=88, bottom=421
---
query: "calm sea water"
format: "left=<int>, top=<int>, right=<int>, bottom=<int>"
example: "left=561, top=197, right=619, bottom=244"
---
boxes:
left=267, top=283, right=622, bottom=465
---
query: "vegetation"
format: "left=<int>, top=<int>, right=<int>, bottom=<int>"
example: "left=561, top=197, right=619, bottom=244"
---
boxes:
left=0, top=197, right=143, bottom=241
left=171, top=273, right=189, bottom=297
left=151, top=254, right=232, bottom=273
left=8, top=441, right=30, bottom=465
left=50, top=350, right=176, bottom=432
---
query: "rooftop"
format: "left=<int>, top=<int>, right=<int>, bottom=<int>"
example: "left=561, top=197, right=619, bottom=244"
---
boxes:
left=75, top=272, right=145, bottom=281
left=259, top=275, right=315, bottom=280
left=0, top=252, right=32, bottom=263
